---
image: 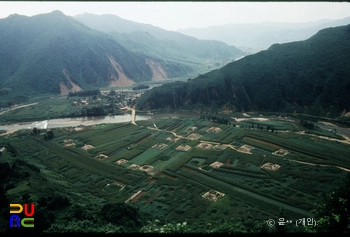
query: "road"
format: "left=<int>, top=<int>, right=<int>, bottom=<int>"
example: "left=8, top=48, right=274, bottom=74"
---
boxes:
left=0, top=103, right=39, bottom=115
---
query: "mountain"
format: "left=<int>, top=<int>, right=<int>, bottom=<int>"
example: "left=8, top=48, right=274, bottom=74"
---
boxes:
left=178, top=17, right=350, bottom=53
left=74, top=13, right=245, bottom=74
left=0, top=11, right=171, bottom=104
left=135, top=24, right=350, bottom=118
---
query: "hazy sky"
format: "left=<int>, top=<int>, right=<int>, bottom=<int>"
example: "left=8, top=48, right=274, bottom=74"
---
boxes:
left=0, top=1, right=349, bottom=31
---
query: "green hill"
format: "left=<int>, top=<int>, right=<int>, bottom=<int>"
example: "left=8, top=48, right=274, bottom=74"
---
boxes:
left=135, top=24, right=350, bottom=118
left=0, top=11, right=195, bottom=106
left=75, top=13, right=246, bottom=75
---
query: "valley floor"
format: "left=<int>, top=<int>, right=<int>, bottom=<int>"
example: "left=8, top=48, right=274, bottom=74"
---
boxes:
left=1, top=112, right=350, bottom=233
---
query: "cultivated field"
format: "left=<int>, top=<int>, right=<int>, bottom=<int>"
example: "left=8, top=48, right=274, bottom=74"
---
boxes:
left=2, top=115, right=350, bottom=226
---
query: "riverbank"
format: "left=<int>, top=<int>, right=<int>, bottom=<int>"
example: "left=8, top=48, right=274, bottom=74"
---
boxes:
left=0, top=114, right=151, bottom=132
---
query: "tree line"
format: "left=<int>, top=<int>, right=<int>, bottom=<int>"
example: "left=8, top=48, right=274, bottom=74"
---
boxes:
left=68, top=90, right=101, bottom=97
left=300, top=120, right=316, bottom=129
left=200, top=114, right=230, bottom=125
left=133, top=85, right=150, bottom=90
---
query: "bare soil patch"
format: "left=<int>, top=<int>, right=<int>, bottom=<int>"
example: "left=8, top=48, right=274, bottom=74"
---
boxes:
left=206, top=127, right=222, bottom=133
left=107, top=55, right=135, bottom=86
left=238, top=144, right=254, bottom=153
left=0, top=130, right=18, bottom=136
left=128, top=164, right=141, bottom=170
left=186, top=126, right=198, bottom=132
left=127, top=164, right=154, bottom=174
left=81, top=144, right=94, bottom=150
left=261, top=162, right=281, bottom=171
left=139, top=165, right=154, bottom=173
left=187, top=133, right=202, bottom=140
left=202, top=190, right=225, bottom=202
left=318, top=121, right=338, bottom=126
left=60, top=69, right=83, bottom=95
left=213, top=144, right=228, bottom=150
left=130, top=191, right=146, bottom=203
left=176, top=144, right=191, bottom=151
left=152, top=143, right=168, bottom=150
left=145, top=58, right=168, bottom=81
left=125, top=190, right=142, bottom=203
left=210, top=161, right=224, bottom=168
left=272, top=149, right=289, bottom=156
left=197, top=142, right=213, bottom=150
left=115, top=159, right=128, bottom=165
left=166, top=136, right=181, bottom=142
left=95, top=154, right=108, bottom=160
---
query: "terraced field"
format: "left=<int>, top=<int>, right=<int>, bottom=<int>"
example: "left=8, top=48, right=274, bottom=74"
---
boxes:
left=3, top=115, right=350, bottom=226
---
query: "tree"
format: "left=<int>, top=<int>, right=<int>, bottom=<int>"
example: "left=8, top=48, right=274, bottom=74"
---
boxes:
left=46, top=131, right=54, bottom=140
left=312, top=173, right=350, bottom=233
left=140, top=220, right=191, bottom=233
left=109, top=90, right=116, bottom=96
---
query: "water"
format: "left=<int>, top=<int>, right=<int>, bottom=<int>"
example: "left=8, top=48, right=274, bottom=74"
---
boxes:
left=0, top=114, right=151, bottom=131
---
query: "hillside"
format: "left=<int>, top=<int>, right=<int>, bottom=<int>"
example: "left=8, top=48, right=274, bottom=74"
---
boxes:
left=0, top=11, right=194, bottom=106
left=75, top=13, right=245, bottom=73
left=178, top=17, right=350, bottom=53
left=135, top=24, right=350, bottom=118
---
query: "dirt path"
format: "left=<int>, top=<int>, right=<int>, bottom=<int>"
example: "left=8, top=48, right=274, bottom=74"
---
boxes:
left=0, top=103, right=38, bottom=115
left=120, top=106, right=137, bottom=125
left=0, top=130, right=18, bottom=136
left=285, top=158, right=350, bottom=172
left=143, top=117, right=350, bottom=172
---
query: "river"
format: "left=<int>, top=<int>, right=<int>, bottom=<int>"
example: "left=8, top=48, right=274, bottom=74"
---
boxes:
left=1, top=113, right=349, bottom=140
left=0, top=114, right=151, bottom=131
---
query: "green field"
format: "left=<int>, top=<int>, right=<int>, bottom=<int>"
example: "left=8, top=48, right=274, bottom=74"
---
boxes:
left=1, top=114, right=350, bottom=233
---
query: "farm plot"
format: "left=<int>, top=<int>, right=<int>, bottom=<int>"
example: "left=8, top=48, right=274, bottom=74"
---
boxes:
left=151, top=152, right=190, bottom=172
left=9, top=116, right=350, bottom=227
left=130, top=149, right=164, bottom=165
left=188, top=157, right=206, bottom=167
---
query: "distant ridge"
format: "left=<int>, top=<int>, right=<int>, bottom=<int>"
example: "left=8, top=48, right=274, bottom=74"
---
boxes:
left=0, top=11, right=245, bottom=106
left=136, top=24, right=350, bottom=118
left=178, top=17, right=350, bottom=53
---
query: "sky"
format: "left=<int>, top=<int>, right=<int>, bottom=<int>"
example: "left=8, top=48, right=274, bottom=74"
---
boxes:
left=0, top=1, right=349, bottom=31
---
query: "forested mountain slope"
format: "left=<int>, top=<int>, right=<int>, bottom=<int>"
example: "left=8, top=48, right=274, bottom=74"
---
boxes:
left=0, top=11, right=189, bottom=105
left=136, top=24, right=350, bottom=118
left=75, top=13, right=245, bottom=72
